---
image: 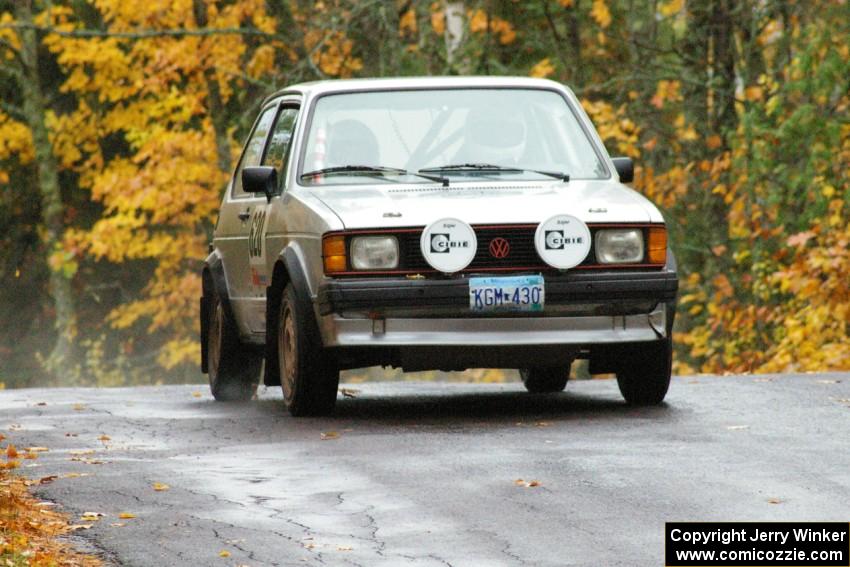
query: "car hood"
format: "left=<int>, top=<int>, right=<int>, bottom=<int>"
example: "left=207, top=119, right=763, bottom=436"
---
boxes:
left=309, top=179, right=663, bottom=229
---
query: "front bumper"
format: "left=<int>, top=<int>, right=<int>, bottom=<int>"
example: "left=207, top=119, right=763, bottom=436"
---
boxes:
left=316, top=270, right=677, bottom=348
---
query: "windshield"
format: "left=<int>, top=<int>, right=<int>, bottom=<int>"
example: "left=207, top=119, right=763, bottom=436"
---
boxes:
left=300, top=88, right=608, bottom=185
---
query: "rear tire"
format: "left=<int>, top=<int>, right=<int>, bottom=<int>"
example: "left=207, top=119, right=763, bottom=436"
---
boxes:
left=207, top=290, right=261, bottom=401
left=615, top=337, right=672, bottom=405
left=278, top=284, right=339, bottom=416
left=520, top=367, right=569, bottom=393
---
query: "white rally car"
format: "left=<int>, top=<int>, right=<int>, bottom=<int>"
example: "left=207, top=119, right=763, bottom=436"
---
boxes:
left=200, top=77, right=678, bottom=415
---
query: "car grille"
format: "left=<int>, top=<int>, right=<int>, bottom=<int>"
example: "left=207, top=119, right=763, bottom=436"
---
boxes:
left=397, top=224, right=593, bottom=273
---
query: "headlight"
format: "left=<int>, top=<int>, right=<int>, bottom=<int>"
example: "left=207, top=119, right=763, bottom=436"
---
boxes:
left=350, top=236, right=399, bottom=270
left=595, top=229, right=644, bottom=264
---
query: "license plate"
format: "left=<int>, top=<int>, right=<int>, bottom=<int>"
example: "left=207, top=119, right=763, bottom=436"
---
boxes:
left=469, top=275, right=544, bottom=312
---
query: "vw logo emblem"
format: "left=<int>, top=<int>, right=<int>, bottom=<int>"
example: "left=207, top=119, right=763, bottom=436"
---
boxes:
left=488, top=237, right=510, bottom=259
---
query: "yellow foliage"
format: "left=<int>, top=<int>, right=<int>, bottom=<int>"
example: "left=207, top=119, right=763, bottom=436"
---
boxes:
left=530, top=58, right=556, bottom=78
left=430, top=2, right=445, bottom=35
left=399, top=8, right=417, bottom=36
left=590, top=0, right=612, bottom=28
left=658, top=0, right=683, bottom=17
left=0, top=113, right=34, bottom=166
left=468, top=9, right=517, bottom=45
left=581, top=99, right=640, bottom=158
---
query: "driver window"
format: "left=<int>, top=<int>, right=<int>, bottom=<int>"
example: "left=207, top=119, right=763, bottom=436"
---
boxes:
left=232, top=106, right=277, bottom=198
left=262, top=106, right=300, bottom=189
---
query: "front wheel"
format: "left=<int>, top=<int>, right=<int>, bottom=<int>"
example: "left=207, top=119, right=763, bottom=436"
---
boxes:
left=278, top=284, right=339, bottom=416
left=207, top=290, right=261, bottom=401
left=520, top=367, right=569, bottom=393
left=615, top=337, right=672, bottom=406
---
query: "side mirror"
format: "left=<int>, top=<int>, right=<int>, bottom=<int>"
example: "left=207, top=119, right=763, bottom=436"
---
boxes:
left=242, top=166, right=278, bottom=201
left=611, top=157, right=634, bottom=183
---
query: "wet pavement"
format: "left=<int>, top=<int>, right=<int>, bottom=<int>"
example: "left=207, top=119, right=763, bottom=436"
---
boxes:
left=1, top=374, right=849, bottom=566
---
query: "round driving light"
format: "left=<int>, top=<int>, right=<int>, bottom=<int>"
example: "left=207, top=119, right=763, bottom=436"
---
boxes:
left=420, top=217, right=477, bottom=273
left=534, top=214, right=592, bottom=269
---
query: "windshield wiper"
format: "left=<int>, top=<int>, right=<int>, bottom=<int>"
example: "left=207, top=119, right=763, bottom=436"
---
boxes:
left=301, top=165, right=448, bottom=186
left=419, top=163, right=569, bottom=182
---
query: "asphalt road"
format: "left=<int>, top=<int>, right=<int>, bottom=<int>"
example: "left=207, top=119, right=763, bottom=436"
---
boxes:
left=1, top=374, right=849, bottom=567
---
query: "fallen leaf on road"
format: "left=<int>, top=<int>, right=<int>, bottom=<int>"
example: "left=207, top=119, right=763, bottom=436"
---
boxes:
left=80, top=512, right=104, bottom=521
left=514, top=479, right=541, bottom=488
left=191, top=391, right=202, bottom=398
left=118, top=512, right=136, bottom=519
left=767, top=498, right=783, bottom=504
left=6, top=444, right=18, bottom=458
left=219, top=550, right=231, bottom=558
left=337, top=545, right=353, bottom=551
left=535, top=421, right=551, bottom=428
left=62, top=472, right=90, bottom=478
left=26, top=447, right=49, bottom=453
left=69, top=450, right=95, bottom=456
left=753, top=378, right=774, bottom=383
left=339, top=388, right=359, bottom=398
left=71, top=457, right=106, bottom=465
left=1, top=460, right=20, bottom=470
left=0, top=433, right=4, bottom=442
left=816, top=379, right=840, bottom=384
left=110, top=523, right=126, bottom=527
left=98, top=435, right=111, bottom=442
left=36, top=402, right=47, bottom=406
left=320, top=431, right=340, bottom=440
left=65, top=432, right=78, bottom=437
left=38, top=475, right=58, bottom=485
left=24, top=452, right=39, bottom=460
left=152, top=482, right=170, bottom=491
left=726, top=425, right=749, bottom=431
left=73, top=403, right=86, bottom=411
left=68, top=524, right=92, bottom=531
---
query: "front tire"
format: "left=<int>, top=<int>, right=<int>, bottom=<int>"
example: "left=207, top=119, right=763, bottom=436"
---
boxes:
left=520, top=367, right=569, bottom=393
left=207, top=290, right=261, bottom=401
left=615, top=337, right=672, bottom=405
left=278, top=284, right=339, bottom=416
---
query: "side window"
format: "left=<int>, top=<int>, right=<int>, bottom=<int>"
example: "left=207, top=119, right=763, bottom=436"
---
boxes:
left=262, top=107, right=300, bottom=188
left=232, top=106, right=277, bottom=198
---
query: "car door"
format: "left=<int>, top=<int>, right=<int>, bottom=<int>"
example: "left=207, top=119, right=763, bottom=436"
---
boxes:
left=214, top=102, right=278, bottom=339
left=244, top=102, right=301, bottom=333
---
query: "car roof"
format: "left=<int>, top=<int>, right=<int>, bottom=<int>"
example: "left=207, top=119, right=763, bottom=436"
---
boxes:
left=265, top=76, right=570, bottom=103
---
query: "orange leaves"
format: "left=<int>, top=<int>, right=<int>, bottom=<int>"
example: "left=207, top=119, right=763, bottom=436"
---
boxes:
left=0, top=112, right=35, bottom=167
left=1, top=467, right=102, bottom=566
left=786, top=231, right=815, bottom=248
left=307, top=30, right=363, bottom=78
left=657, top=0, right=683, bottom=17
left=590, top=0, right=612, bottom=28
left=468, top=9, right=517, bottom=45
left=529, top=58, right=556, bottom=79
left=651, top=80, right=682, bottom=109
left=430, top=3, right=446, bottom=35
left=399, top=8, right=418, bottom=36
left=581, top=99, right=640, bottom=158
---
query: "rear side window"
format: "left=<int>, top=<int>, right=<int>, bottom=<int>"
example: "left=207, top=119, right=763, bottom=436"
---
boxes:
left=262, top=106, right=300, bottom=188
left=232, top=106, right=277, bottom=198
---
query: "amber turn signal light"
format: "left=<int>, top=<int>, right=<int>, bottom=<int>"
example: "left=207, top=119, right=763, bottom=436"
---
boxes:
left=647, top=226, right=667, bottom=265
left=322, top=235, right=347, bottom=274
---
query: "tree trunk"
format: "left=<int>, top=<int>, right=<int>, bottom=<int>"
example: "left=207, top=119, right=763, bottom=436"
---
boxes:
left=15, top=0, right=77, bottom=374
left=444, top=1, right=466, bottom=71
left=192, top=0, right=232, bottom=173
